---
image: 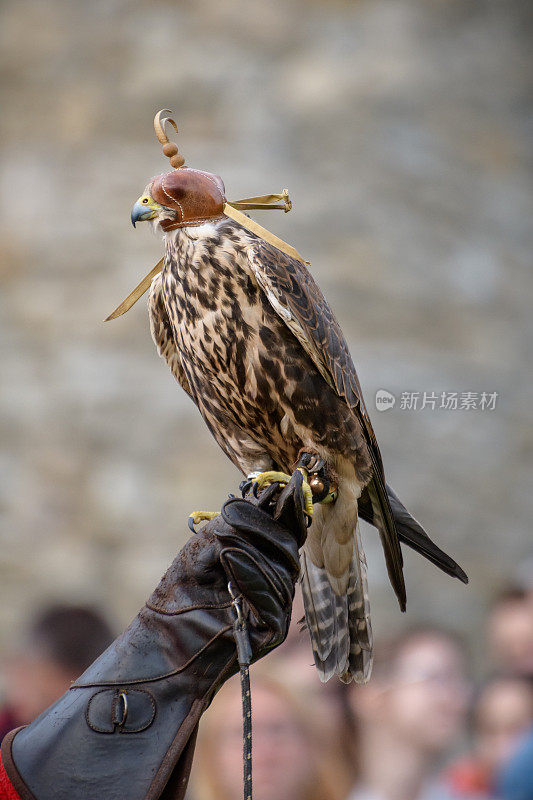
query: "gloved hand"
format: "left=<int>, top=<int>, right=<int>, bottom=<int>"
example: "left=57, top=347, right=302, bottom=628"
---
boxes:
left=1, top=472, right=307, bottom=800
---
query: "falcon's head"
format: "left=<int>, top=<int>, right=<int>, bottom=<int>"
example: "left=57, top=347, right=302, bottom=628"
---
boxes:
left=131, top=168, right=226, bottom=233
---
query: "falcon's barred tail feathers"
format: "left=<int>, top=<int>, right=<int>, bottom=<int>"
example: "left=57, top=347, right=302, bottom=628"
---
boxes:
left=300, top=529, right=372, bottom=684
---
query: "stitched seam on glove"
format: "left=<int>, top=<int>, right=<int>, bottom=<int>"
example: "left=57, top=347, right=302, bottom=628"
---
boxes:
left=71, top=624, right=233, bottom=689
left=145, top=599, right=233, bottom=615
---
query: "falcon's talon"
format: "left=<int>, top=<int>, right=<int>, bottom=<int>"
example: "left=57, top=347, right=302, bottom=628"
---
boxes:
left=252, top=470, right=314, bottom=519
left=297, top=452, right=324, bottom=474
left=239, top=478, right=255, bottom=498
left=188, top=511, right=218, bottom=533
left=321, top=488, right=338, bottom=505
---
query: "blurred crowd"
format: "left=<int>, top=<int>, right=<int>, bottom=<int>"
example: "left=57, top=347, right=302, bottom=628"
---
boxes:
left=189, top=581, right=533, bottom=800
left=2, top=580, right=533, bottom=800
left=183, top=583, right=533, bottom=800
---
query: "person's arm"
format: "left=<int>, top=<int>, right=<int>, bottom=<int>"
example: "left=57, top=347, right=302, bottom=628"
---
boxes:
left=1, top=473, right=307, bottom=800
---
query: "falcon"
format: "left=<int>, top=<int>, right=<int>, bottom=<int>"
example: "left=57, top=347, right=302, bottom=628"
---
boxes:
left=113, top=112, right=468, bottom=683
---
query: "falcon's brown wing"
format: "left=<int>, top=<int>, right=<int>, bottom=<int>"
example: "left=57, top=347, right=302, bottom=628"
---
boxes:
left=247, top=241, right=406, bottom=610
left=148, top=272, right=193, bottom=399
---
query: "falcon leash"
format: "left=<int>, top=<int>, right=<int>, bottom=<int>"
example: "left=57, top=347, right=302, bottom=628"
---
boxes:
left=228, top=581, right=254, bottom=800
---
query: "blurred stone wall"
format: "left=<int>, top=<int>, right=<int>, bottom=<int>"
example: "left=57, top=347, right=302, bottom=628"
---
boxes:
left=0, top=0, right=531, bottom=654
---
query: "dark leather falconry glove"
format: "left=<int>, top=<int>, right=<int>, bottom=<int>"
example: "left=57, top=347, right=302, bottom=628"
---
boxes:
left=1, top=473, right=307, bottom=800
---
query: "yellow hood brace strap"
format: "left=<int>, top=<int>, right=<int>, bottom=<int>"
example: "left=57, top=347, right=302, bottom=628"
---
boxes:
left=105, top=191, right=306, bottom=321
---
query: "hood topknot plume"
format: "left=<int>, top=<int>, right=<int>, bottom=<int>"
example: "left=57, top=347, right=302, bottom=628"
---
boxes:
left=153, top=109, right=186, bottom=169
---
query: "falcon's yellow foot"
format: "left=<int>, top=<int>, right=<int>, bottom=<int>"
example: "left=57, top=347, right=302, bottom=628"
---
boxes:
left=321, top=487, right=338, bottom=504
left=188, top=511, right=218, bottom=533
left=251, top=469, right=314, bottom=518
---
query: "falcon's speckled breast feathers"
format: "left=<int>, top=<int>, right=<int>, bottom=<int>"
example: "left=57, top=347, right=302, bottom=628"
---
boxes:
left=113, top=112, right=468, bottom=683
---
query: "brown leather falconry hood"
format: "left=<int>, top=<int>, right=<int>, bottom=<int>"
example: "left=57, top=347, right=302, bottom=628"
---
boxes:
left=105, top=109, right=306, bottom=320
left=149, top=168, right=226, bottom=231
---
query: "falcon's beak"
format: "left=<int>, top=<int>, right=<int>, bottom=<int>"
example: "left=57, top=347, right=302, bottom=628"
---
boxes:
left=131, top=195, right=162, bottom=227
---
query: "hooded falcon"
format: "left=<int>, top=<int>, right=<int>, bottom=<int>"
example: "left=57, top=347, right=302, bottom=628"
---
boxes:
left=113, top=111, right=468, bottom=683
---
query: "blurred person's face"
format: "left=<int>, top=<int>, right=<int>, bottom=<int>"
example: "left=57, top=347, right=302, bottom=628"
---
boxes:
left=212, top=684, right=315, bottom=800
left=474, top=680, right=533, bottom=777
left=2, top=650, right=74, bottom=724
left=378, top=636, right=468, bottom=755
left=488, top=600, right=533, bottom=678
